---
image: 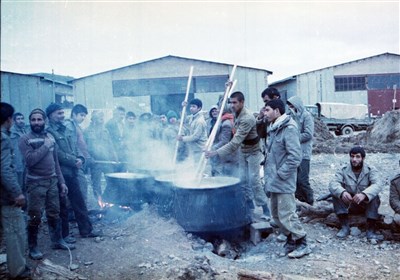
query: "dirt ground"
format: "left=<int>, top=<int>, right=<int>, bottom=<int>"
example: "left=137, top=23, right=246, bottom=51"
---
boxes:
left=1, top=151, right=399, bottom=280
left=1, top=112, right=400, bottom=280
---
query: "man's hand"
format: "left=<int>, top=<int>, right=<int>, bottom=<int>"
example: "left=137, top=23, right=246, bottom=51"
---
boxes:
left=353, top=193, right=367, bottom=204
left=257, top=107, right=266, bottom=121
left=205, top=150, right=217, bottom=158
left=44, top=137, right=55, bottom=148
left=181, top=101, right=188, bottom=107
left=341, top=191, right=353, bottom=205
left=75, top=158, right=83, bottom=169
left=59, top=183, right=68, bottom=197
left=14, top=194, right=26, bottom=207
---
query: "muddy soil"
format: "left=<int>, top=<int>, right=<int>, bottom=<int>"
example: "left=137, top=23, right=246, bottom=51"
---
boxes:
left=1, top=152, right=399, bottom=280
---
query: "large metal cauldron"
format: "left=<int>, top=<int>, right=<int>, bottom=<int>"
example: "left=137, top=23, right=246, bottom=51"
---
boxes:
left=173, top=176, right=250, bottom=232
left=103, top=173, right=154, bottom=208
left=153, top=174, right=176, bottom=218
left=127, top=164, right=174, bottom=178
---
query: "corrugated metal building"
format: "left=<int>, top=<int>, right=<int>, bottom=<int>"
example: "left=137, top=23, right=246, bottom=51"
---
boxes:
left=1, top=71, right=73, bottom=117
left=72, top=55, right=273, bottom=116
left=270, top=53, right=400, bottom=116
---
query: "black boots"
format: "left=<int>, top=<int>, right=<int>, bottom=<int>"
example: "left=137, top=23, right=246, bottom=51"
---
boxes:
left=366, top=219, right=383, bottom=241
left=284, top=234, right=296, bottom=255
left=287, top=236, right=312, bottom=258
left=336, top=214, right=350, bottom=239
left=48, top=219, right=76, bottom=250
left=28, top=225, right=43, bottom=260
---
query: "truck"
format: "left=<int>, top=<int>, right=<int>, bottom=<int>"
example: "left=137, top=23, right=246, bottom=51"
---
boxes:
left=305, top=102, right=375, bottom=136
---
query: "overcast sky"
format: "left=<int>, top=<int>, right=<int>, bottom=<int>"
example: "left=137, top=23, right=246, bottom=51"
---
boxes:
left=1, top=1, right=399, bottom=82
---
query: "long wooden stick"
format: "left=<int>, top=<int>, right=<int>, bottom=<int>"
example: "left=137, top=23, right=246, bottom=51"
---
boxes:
left=194, top=79, right=237, bottom=182
left=173, top=66, right=194, bottom=168
left=195, top=65, right=237, bottom=182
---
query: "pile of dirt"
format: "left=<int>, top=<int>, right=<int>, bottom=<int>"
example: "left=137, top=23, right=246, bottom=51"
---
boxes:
left=368, top=110, right=400, bottom=146
left=313, top=111, right=400, bottom=154
left=313, top=118, right=334, bottom=141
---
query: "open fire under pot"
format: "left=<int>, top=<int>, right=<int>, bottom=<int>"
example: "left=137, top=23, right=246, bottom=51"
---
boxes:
left=173, top=176, right=251, bottom=236
left=102, top=172, right=155, bottom=211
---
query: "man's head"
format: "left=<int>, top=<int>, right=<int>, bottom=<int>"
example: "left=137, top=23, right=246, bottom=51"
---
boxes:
left=229, top=91, right=245, bottom=114
left=113, top=106, right=126, bottom=121
left=349, top=146, right=366, bottom=169
left=209, top=105, right=219, bottom=119
left=29, top=108, right=46, bottom=134
left=166, top=110, right=178, bottom=124
left=159, top=114, right=167, bottom=125
left=71, top=104, right=88, bottom=124
left=261, top=87, right=280, bottom=104
left=0, top=102, right=15, bottom=130
left=91, top=110, right=104, bottom=125
left=46, top=103, right=64, bottom=124
left=12, top=112, right=25, bottom=129
left=264, top=99, right=285, bottom=123
left=189, top=98, right=202, bottom=115
left=126, top=111, right=137, bottom=126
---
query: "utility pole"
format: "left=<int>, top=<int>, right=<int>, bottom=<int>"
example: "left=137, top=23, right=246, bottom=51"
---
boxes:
left=52, top=69, right=55, bottom=103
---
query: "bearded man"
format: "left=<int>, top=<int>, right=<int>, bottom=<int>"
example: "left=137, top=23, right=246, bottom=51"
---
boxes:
left=329, top=146, right=383, bottom=240
left=19, top=108, right=75, bottom=260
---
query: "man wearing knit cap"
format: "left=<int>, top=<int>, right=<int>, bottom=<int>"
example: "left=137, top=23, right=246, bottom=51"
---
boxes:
left=45, top=103, right=101, bottom=239
left=177, top=98, right=207, bottom=163
left=19, top=108, right=75, bottom=260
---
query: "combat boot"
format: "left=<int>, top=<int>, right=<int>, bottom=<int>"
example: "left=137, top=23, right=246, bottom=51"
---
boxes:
left=287, top=236, right=312, bottom=258
left=28, top=225, right=43, bottom=260
left=48, top=219, right=76, bottom=250
left=336, top=214, right=350, bottom=239
left=283, top=234, right=296, bottom=255
left=366, top=219, right=384, bottom=241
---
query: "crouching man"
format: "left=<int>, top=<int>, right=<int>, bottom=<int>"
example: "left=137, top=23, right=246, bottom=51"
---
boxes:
left=389, top=160, right=400, bottom=226
left=329, top=146, right=383, bottom=240
left=263, top=99, right=311, bottom=258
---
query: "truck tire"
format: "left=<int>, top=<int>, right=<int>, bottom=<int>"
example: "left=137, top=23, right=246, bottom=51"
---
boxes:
left=341, top=126, right=354, bottom=136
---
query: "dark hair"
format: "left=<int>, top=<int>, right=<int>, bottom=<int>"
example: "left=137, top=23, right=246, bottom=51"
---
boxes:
left=349, top=146, right=366, bottom=158
left=71, top=104, right=88, bottom=117
left=0, top=102, right=15, bottom=125
left=126, top=111, right=136, bottom=118
left=114, top=106, right=126, bottom=113
left=261, top=87, right=280, bottom=99
left=189, top=98, right=202, bottom=108
left=265, top=99, right=285, bottom=115
left=12, top=112, right=24, bottom=121
left=230, top=91, right=245, bottom=102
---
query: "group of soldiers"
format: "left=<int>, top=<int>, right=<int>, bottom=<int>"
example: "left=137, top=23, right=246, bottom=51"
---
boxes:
left=169, top=87, right=400, bottom=259
left=1, top=84, right=400, bottom=278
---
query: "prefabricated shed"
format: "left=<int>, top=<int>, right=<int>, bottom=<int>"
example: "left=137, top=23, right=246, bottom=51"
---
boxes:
left=72, top=55, right=272, bottom=116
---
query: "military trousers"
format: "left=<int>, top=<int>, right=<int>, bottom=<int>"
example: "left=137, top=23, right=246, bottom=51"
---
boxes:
left=240, top=149, right=269, bottom=207
left=332, top=195, right=380, bottom=220
left=26, top=177, right=60, bottom=226
left=1, top=205, right=27, bottom=278
left=60, top=174, right=93, bottom=236
left=270, top=192, right=307, bottom=240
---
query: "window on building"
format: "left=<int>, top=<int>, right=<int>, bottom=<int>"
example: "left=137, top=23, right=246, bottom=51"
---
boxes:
left=112, top=75, right=228, bottom=97
left=367, top=74, right=400, bottom=90
left=334, top=76, right=366, bottom=91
